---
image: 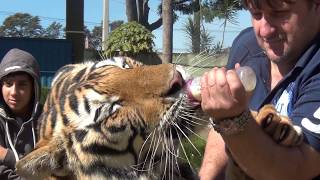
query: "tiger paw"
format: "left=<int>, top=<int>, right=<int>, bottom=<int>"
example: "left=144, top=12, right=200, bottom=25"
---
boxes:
left=255, top=104, right=304, bottom=146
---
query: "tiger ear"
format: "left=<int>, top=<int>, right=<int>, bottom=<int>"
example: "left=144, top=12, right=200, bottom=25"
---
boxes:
left=16, top=138, right=67, bottom=179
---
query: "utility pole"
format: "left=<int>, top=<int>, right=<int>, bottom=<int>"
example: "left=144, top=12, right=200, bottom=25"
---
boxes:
left=102, top=0, right=109, bottom=50
left=66, top=0, right=84, bottom=63
left=136, top=0, right=140, bottom=22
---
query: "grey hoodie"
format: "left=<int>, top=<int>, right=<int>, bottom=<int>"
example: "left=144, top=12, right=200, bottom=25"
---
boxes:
left=0, top=48, right=42, bottom=180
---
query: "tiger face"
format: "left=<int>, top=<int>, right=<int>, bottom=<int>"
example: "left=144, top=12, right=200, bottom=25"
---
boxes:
left=16, top=57, right=206, bottom=180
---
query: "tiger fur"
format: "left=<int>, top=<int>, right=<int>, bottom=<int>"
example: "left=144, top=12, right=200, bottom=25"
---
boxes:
left=16, top=57, right=203, bottom=180
left=15, top=57, right=304, bottom=180
left=225, top=104, right=304, bottom=180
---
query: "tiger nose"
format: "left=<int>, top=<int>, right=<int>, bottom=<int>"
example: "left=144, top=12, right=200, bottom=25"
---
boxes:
left=166, top=70, right=185, bottom=96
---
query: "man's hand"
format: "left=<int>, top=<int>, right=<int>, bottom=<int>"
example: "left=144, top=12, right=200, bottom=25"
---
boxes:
left=200, top=67, right=249, bottom=120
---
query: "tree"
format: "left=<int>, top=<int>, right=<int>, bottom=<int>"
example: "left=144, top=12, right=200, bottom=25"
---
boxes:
left=125, top=0, right=162, bottom=32
left=84, top=20, right=124, bottom=51
left=124, top=0, right=199, bottom=62
left=200, top=24, right=216, bottom=53
left=202, top=0, right=242, bottom=47
left=110, top=20, right=124, bottom=31
left=103, top=22, right=155, bottom=57
left=183, top=17, right=217, bottom=53
left=125, top=0, right=198, bottom=32
left=184, top=17, right=198, bottom=53
left=192, top=0, right=201, bottom=53
left=162, top=0, right=173, bottom=63
left=175, top=0, right=242, bottom=51
left=87, top=25, right=102, bottom=50
left=42, top=21, right=63, bottom=39
left=0, top=13, right=43, bottom=38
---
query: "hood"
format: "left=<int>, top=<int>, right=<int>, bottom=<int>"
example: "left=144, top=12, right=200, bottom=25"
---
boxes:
left=0, top=48, right=41, bottom=119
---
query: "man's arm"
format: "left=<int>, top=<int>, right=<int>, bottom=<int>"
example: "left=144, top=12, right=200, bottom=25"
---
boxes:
left=198, top=129, right=228, bottom=180
left=223, top=119, right=320, bottom=180
left=200, top=68, right=320, bottom=180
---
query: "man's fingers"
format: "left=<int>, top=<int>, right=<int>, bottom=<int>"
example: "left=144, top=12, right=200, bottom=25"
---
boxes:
left=226, top=70, right=246, bottom=104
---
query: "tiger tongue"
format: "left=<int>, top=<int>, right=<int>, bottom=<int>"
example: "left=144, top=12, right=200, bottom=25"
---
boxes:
left=185, top=66, right=257, bottom=103
left=185, top=77, right=202, bottom=102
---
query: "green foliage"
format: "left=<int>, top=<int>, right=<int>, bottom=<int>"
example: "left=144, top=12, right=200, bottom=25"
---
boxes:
left=180, top=136, right=206, bottom=171
left=200, top=25, right=215, bottom=53
left=202, top=0, right=243, bottom=23
left=85, top=25, right=103, bottom=50
left=0, top=13, right=43, bottom=37
left=0, top=13, right=63, bottom=39
left=40, top=87, right=50, bottom=105
left=42, top=21, right=63, bottom=39
left=103, top=22, right=155, bottom=57
left=110, top=20, right=124, bottom=31
left=183, top=17, right=219, bottom=54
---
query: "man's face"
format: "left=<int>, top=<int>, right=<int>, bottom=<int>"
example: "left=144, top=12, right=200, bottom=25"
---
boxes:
left=1, top=73, right=33, bottom=117
left=248, top=0, right=320, bottom=65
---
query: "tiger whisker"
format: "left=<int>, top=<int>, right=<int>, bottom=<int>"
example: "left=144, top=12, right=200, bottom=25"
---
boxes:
left=185, top=52, right=212, bottom=72
left=172, top=122, right=201, bottom=156
left=178, top=117, right=208, bottom=127
left=162, top=134, right=169, bottom=180
left=168, top=128, right=178, bottom=180
left=180, top=123, right=207, bottom=142
left=174, top=53, right=184, bottom=64
left=137, top=129, right=155, bottom=163
left=174, top=127, right=193, bottom=169
left=177, top=114, right=208, bottom=126
left=146, top=134, right=158, bottom=172
left=178, top=111, right=209, bottom=123
left=137, top=129, right=157, bottom=171
left=148, top=131, right=162, bottom=173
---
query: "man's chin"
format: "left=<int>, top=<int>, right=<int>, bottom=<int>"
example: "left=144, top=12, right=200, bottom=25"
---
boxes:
left=265, top=49, right=290, bottom=63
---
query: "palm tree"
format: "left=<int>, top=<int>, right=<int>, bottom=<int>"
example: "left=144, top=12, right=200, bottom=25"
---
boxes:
left=183, top=17, right=216, bottom=53
left=202, top=0, right=242, bottom=47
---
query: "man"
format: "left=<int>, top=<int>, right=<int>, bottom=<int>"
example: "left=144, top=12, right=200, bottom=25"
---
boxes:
left=199, top=0, right=320, bottom=179
left=0, top=48, right=42, bottom=180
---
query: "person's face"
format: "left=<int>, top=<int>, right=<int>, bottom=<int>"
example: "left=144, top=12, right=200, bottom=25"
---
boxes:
left=248, top=0, right=320, bottom=65
left=1, top=73, right=33, bottom=116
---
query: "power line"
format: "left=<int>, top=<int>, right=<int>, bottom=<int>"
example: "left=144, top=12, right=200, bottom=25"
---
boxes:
left=0, top=10, right=101, bottom=26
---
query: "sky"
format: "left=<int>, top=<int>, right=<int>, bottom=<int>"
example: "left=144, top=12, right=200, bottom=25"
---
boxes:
left=0, top=0, right=253, bottom=53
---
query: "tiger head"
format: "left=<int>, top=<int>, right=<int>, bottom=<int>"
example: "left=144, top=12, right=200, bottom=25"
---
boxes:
left=16, top=57, right=208, bottom=180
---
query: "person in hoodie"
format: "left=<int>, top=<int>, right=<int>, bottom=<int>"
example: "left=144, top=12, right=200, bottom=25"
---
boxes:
left=0, top=48, right=42, bottom=180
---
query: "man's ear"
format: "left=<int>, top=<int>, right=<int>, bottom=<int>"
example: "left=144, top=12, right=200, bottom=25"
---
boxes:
left=16, top=138, right=68, bottom=180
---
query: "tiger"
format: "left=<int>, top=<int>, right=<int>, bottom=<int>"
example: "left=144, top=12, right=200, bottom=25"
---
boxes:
left=16, top=57, right=204, bottom=180
left=15, top=57, right=303, bottom=180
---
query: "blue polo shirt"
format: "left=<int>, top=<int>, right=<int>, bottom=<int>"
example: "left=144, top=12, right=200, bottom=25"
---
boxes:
left=227, top=27, right=320, bottom=157
left=227, top=27, right=269, bottom=111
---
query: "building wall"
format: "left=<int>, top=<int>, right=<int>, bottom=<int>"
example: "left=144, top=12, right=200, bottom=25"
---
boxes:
left=0, top=37, right=72, bottom=87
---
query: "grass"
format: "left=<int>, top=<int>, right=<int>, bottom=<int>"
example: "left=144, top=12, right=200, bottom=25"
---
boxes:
left=180, top=135, right=207, bottom=172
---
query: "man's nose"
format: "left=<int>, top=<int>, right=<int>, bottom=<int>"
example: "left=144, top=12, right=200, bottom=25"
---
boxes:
left=259, top=15, right=276, bottom=38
